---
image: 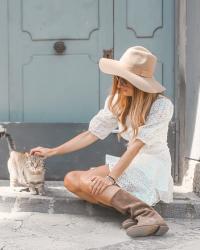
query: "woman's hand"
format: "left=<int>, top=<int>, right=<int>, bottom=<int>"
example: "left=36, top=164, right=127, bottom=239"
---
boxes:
left=30, top=147, right=55, bottom=158
left=90, top=176, right=115, bottom=196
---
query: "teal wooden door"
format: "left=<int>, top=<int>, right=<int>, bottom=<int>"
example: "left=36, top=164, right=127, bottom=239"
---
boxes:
left=1, top=0, right=174, bottom=121
left=3, top=0, right=113, bottom=122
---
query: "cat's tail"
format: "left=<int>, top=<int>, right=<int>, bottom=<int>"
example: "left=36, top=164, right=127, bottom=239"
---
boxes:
left=0, top=126, right=16, bottom=153
left=0, top=125, right=6, bottom=139
left=5, top=133, right=16, bottom=152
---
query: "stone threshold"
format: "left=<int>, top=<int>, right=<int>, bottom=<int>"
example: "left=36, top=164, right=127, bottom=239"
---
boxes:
left=0, top=181, right=200, bottom=219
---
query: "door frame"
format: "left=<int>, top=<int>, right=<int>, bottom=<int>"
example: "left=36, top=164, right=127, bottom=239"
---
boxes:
left=174, top=0, right=186, bottom=184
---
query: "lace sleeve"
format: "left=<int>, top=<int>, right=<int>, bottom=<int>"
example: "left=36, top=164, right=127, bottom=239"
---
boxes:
left=135, top=97, right=174, bottom=145
left=88, top=95, right=118, bottom=140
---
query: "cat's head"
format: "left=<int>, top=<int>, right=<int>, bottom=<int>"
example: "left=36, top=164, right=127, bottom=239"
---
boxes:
left=24, top=153, right=46, bottom=175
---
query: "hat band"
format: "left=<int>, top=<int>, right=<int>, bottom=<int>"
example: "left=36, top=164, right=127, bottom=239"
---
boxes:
left=121, top=63, right=153, bottom=78
left=130, top=67, right=153, bottom=78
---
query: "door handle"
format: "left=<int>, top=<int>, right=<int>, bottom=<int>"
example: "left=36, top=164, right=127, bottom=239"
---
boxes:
left=54, top=41, right=66, bottom=54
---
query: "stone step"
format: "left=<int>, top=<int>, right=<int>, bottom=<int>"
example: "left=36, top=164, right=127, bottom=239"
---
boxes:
left=0, top=180, right=200, bottom=219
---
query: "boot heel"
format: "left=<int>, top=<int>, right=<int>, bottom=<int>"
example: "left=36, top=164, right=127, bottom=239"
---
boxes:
left=153, top=225, right=169, bottom=236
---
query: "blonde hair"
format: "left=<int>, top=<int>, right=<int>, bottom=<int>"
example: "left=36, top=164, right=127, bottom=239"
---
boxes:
left=108, top=76, right=164, bottom=142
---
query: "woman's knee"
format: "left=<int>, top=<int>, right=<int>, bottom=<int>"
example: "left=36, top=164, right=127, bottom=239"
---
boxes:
left=64, top=171, right=81, bottom=192
left=79, top=165, right=110, bottom=192
left=64, top=165, right=109, bottom=193
left=79, top=174, right=92, bottom=193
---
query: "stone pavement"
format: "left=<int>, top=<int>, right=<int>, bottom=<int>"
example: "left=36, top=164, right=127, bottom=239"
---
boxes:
left=0, top=181, right=200, bottom=250
left=0, top=212, right=200, bottom=250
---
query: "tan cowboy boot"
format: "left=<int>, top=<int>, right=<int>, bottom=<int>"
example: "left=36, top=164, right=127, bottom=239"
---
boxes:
left=110, top=189, right=169, bottom=237
left=121, top=218, right=138, bottom=229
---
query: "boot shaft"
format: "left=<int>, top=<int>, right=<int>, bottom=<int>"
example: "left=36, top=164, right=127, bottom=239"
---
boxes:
left=110, top=189, right=165, bottom=225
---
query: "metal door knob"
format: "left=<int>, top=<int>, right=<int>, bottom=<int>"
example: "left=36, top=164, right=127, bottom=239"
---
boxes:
left=54, top=41, right=66, bottom=54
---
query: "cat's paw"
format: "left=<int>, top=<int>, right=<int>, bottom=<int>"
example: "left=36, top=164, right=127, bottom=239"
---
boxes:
left=38, top=188, right=45, bottom=196
left=29, top=188, right=37, bottom=195
left=30, top=190, right=37, bottom=195
left=10, top=183, right=20, bottom=192
left=38, top=190, right=46, bottom=196
left=10, top=181, right=18, bottom=188
left=10, top=186, right=18, bottom=192
left=19, top=187, right=30, bottom=193
left=38, top=192, right=45, bottom=196
left=11, top=186, right=26, bottom=193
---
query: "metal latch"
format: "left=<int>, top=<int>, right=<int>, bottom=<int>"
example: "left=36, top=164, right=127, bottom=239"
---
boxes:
left=103, top=49, right=113, bottom=59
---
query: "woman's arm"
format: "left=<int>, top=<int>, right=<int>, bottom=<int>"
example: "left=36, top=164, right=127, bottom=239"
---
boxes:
left=108, top=139, right=145, bottom=181
left=30, top=131, right=99, bottom=157
left=53, top=131, right=99, bottom=155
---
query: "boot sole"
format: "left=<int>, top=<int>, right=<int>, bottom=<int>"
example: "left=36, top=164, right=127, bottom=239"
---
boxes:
left=126, top=224, right=169, bottom=237
left=153, top=224, right=169, bottom=236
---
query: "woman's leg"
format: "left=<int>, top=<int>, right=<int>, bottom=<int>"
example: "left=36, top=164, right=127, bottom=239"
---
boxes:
left=64, top=169, right=98, bottom=204
left=79, top=165, right=120, bottom=206
left=79, top=172, right=169, bottom=237
left=64, top=165, right=169, bottom=237
left=64, top=164, right=120, bottom=206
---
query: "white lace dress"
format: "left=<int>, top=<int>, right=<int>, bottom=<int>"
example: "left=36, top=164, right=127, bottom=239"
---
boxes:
left=88, top=94, right=174, bottom=206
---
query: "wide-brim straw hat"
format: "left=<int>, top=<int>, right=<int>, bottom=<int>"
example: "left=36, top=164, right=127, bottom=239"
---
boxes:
left=99, top=46, right=165, bottom=93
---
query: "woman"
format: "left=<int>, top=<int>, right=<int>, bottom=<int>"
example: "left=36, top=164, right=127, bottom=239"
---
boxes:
left=30, top=46, right=174, bottom=237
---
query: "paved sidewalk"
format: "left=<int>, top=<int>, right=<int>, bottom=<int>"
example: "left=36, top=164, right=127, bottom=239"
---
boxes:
left=1, top=181, right=200, bottom=249
left=0, top=212, right=200, bottom=250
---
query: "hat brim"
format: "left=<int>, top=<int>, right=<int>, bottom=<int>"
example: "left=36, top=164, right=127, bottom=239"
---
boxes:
left=99, top=58, right=166, bottom=93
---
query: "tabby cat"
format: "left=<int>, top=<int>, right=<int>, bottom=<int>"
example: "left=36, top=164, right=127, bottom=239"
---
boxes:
left=0, top=128, right=46, bottom=195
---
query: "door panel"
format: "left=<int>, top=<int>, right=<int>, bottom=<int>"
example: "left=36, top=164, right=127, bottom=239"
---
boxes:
left=114, top=0, right=174, bottom=99
left=127, top=0, right=163, bottom=38
left=22, top=0, right=99, bottom=40
left=7, top=0, right=113, bottom=122
left=23, top=55, right=98, bottom=122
